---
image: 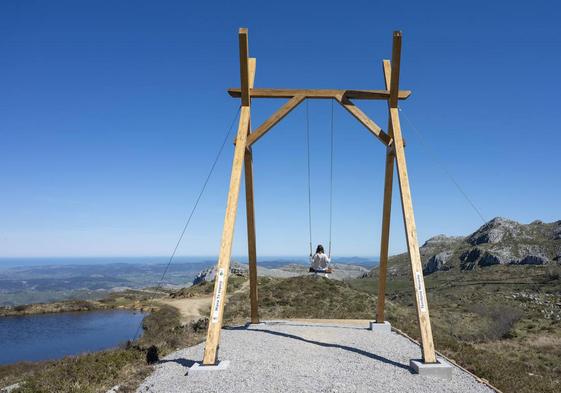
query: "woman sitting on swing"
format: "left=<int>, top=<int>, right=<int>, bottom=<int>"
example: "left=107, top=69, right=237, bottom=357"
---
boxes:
left=309, top=244, right=332, bottom=274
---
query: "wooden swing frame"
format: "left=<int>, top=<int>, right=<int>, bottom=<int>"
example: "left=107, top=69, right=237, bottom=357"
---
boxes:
left=202, top=28, right=437, bottom=365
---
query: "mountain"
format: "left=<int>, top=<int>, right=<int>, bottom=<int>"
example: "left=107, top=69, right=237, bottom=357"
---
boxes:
left=369, top=217, right=561, bottom=277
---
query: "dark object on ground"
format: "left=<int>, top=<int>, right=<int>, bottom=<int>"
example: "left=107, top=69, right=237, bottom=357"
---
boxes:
left=191, top=318, right=209, bottom=333
left=146, top=345, right=159, bottom=364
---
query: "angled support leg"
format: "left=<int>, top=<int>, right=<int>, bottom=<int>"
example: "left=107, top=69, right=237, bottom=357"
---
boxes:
left=202, top=28, right=251, bottom=366
left=203, top=106, right=250, bottom=365
left=392, top=108, right=436, bottom=363
left=389, top=31, right=436, bottom=364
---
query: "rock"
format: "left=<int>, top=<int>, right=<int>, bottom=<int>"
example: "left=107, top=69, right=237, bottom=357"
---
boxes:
left=460, top=248, right=482, bottom=270
left=146, top=345, right=159, bottom=364
left=553, top=221, right=561, bottom=240
left=1, top=383, right=21, bottom=393
left=192, top=262, right=247, bottom=285
left=478, top=252, right=502, bottom=267
left=423, top=251, right=452, bottom=274
left=518, top=255, right=548, bottom=265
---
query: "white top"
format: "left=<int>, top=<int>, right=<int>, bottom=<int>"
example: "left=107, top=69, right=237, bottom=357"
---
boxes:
left=311, top=252, right=331, bottom=270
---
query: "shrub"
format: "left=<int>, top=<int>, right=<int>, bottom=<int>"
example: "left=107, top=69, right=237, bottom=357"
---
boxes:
left=468, top=304, right=523, bottom=341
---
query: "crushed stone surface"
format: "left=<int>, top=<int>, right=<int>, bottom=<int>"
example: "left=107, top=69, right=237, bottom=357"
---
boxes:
left=136, top=320, right=495, bottom=393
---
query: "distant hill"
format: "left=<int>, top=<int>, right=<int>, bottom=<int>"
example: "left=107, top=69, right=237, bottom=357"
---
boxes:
left=368, top=217, right=561, bottom=278
left=191, top=261, right=369, bottom=285
left=0, top=262, right=207, bottom=306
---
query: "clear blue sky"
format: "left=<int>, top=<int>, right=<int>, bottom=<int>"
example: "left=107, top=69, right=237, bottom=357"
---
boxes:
left=1, top=1, right=560, bottom=258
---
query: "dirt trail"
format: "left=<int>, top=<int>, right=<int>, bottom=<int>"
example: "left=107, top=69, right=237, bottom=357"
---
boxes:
left=159, top=280, right=250, bottom=324
left=159, top=296, right=212, bottom=324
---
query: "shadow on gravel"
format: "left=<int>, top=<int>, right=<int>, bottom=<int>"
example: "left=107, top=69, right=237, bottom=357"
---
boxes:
left=159, top=358, right=198, bottom=368
left=264, top=322, right=365, bottom=330
left=225, top=326, right=412, bottom=373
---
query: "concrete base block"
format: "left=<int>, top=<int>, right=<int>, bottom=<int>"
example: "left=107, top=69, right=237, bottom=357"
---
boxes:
left=246, top=322, right=266, bottom=327
left=369, top=321, right=391, bottom=332
left=189, top=360, right=230, bottom=372
left=410, top=358, right=453, bottom=379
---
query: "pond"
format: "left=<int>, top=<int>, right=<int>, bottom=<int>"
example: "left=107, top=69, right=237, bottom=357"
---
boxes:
left=0, top=310, right=146, bottom=364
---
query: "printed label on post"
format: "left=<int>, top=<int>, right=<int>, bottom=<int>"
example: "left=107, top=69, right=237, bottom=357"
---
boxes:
left=415, top=271, right=427, bottom=312
left=211, top=268, right=226, bottom=323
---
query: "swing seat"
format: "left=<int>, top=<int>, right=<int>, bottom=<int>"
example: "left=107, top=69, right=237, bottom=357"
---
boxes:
left=309, top=267, right=333, bottom=274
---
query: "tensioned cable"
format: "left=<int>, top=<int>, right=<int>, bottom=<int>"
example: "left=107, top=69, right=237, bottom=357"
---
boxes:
left=328, top=99, right=334, bottom=258
left=306, top=100, right=313, bottom=258
left=132, top=105, right=241, bottom=341
left=398, top=107, right=487, bottom=224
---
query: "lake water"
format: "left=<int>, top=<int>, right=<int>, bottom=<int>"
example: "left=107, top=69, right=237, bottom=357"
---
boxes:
left=0, top=310, right=146, bottom=364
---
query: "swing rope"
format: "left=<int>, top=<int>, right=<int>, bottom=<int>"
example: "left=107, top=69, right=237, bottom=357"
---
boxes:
left=328, top=99, right=334, bottom=258
left=306, top=100, right=313, bottom=258
left=305, top=100, right=335, bottom=260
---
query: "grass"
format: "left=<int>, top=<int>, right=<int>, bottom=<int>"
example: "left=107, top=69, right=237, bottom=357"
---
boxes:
left=348, top=264, right=561, bottom=393
left=223, top=275, right=380, bottom=323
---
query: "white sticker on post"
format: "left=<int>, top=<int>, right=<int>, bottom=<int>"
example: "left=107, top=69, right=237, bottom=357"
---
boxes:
left=415, top=271, right=427, bottom=312
left=211, top=268, right=226, bottom=323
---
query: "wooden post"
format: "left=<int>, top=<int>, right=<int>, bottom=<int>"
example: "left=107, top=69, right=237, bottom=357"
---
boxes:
left=375, top=59, right=395, bottom=323
left=389, top=31, right=437, bottom=363
left=245, top=57, right=259, bottom=324
left=244, top=149, right=259, bottom=323
left=202, top=28, right=251, bottom=365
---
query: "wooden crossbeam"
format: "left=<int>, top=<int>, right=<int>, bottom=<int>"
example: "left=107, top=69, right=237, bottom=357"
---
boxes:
left=335, top=97, right=392, bottom=145
left=246, top=96, right=305, bottom=146
left=228, top=88, right=411, bottom=100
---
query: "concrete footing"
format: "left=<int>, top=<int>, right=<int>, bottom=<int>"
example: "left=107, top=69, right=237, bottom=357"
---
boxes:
left=189, top=360, right=230, bottom=372
left=369, top=321, right=391, bottom=332
left=410, top=358, right=453, bottom=379
left=246, top=322, right=266, bottom=327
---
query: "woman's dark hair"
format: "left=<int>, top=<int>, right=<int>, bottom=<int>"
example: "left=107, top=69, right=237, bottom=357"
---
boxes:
left=316, top=245, right=324, bottom=254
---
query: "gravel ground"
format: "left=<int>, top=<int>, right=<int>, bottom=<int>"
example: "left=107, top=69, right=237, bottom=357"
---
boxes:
left=136, top=321, right=495, bottom=393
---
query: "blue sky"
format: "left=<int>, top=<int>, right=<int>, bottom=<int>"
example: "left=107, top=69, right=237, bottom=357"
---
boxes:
left=1, top=1, right=560, bottom=258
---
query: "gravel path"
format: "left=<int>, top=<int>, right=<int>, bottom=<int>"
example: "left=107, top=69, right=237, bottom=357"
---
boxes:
left=136, top=320, right=495, bottom=393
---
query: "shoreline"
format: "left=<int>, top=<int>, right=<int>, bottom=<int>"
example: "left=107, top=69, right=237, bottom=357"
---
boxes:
left=0, top=289, right=165, bottom=318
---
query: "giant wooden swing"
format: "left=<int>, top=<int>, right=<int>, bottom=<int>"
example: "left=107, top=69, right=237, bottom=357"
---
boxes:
left=202, top=28, right=437, bottom=365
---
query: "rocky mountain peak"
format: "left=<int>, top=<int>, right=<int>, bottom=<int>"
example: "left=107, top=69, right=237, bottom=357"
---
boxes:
left=421, top=235, right=464, bottom=249
left=371, top=217, right=561, bottom=277
left=466, top=217, right=521, bottom=246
